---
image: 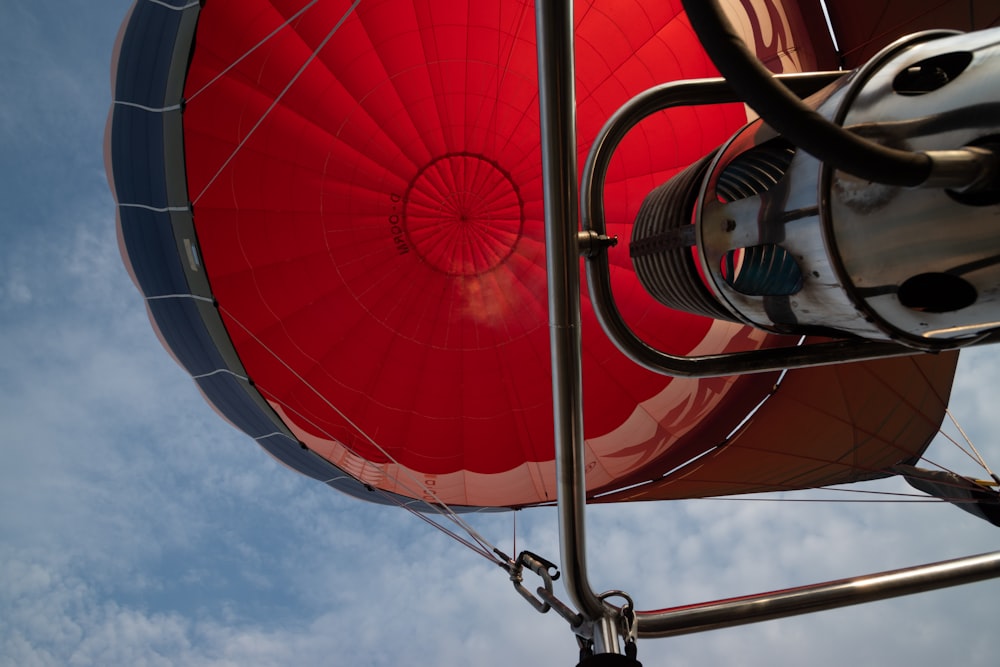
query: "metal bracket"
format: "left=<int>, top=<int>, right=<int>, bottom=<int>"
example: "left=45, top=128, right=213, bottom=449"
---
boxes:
left=577, top=230, right=618, bottom=258
left=509, top=551, right=558, bottom=613
left=508, top=550, right=587, bottom=629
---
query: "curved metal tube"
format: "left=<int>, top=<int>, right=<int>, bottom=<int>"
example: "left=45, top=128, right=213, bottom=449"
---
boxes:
left=579, top=73, right=932, bottom=378
left=681, top=0, right=934, bottom=186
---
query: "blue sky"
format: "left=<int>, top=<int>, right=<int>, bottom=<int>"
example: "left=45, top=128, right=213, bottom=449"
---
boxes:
left=2, top=1, right=1000, bottom=665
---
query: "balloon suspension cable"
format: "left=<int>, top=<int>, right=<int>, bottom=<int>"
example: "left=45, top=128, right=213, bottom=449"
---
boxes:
left=216, top=304, right=507, bottom=568
left=270, top=394, right=505, bottom=564
left=374, top=493, right=503, bottom=564
left=945, top=407, right=1000, bottom=486
left=280, top=395, right=505, bottom=564
left=184, top=0, right=324, bottom=104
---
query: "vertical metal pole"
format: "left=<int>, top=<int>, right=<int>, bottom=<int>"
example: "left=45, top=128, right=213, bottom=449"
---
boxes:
left=592, top=615, right=622, bottom=654
left=535, top=0, right=607, bottom=624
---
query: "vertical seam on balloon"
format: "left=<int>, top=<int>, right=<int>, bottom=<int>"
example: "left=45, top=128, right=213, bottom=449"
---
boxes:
left=191, top=0, right=363, bottom=204
left=484, top=2, right=534, bottom=161
left=575, top=9, right=684, bottom=109
left=419, top=3, right=457, bottom=160
left=487, top=2, right=530, bottom=156
left=353, top=5, right=437, bottom=165
left=620, top=359, right=927, bottom=500
left=263, top=389, right=429, bottom=502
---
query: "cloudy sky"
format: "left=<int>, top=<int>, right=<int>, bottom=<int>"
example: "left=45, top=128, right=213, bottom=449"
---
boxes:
left=3, top=1, right=1000, bottom=666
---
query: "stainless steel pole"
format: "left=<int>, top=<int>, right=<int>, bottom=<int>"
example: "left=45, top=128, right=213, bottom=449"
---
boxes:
left=535, top=0, right=606, bottom=623
left=636, top=550, right=1000, bottom=637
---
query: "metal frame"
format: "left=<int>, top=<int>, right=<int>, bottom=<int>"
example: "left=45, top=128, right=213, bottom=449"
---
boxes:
left=577, top=70, right=1000, bottom=376
left=534, top=0, right=1000, bottom=655
left=581, top=73, right=916, bottom=378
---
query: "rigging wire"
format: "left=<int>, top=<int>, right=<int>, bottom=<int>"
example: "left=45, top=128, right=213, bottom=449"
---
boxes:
left=219, top=282, right=994, bottom=536
left=697, top=398, right=1000, bottom=506
left=191, top=0, right=362, bottom=204
left=696, top=486, right=982, bottom=504
left=265, top=391, right=506, bottom=563
left=184, top=0, right=324, bottom=103
left=945, top=407, right=1000, bottom=484
left=218, top=304, right=507, bottom=567
left=702, top=496, right=944, bottom=504
left=376, top=493, right=503, bottom=563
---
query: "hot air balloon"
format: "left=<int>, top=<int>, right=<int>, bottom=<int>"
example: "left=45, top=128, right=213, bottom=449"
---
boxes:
left=107, top=0, right=1000, bottom=662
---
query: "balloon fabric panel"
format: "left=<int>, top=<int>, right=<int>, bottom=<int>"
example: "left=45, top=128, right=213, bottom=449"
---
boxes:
left=175, top=0, right=786, bottom=506
left=111, top=0, right=957, bottom=508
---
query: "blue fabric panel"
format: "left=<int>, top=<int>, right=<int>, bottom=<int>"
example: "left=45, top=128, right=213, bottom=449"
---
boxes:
left=146, top=297, right=228, bottom=377
left=119, top=207, right=189, bottom=297
left=110, top=105, right=171, bottom=210
left=113, top=1, right=186, bottom=108
left=257, top=434, right=342, bottom=480
left=326, top=480, right=397, bottom=506
left=195, top=372, right=279, bottom=439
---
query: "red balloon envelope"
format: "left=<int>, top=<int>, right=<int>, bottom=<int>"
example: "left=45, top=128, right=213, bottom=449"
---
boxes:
left=108, top=0, right=955, bottom=508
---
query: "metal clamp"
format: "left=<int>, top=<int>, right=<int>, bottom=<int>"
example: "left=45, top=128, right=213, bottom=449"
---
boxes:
left=508, top=551, right=558, bottom=614
left=601, top=591, right=639, bottom=656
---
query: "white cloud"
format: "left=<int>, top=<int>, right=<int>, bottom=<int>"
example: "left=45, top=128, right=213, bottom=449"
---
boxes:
left=1, top=270, right=33, bottom=304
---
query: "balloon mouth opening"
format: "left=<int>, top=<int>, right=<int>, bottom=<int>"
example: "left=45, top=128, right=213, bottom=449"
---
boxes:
left=402, top=152, right=525, bottom=276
